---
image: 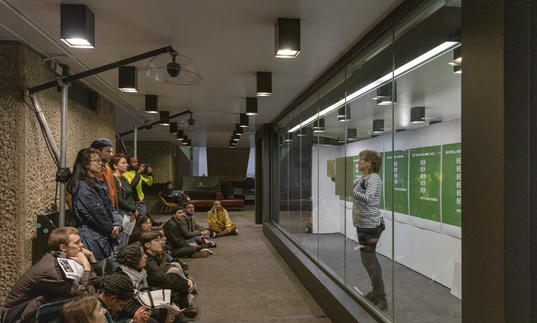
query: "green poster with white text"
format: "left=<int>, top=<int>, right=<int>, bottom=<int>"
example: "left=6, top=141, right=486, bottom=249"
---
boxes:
left=384, top=150, right=409, bottom=214
left=442, top=143, right=462, bottom=226
left=409, top=146, right=441, bottom=222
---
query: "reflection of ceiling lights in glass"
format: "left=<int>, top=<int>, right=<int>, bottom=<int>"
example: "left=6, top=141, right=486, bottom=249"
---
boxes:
left=347, top=128, right=357, bottom=139
left=375, top=83, right=395, bottom=105
left=411, top=106, right=426, bottom=124
left=337, top=106, right=351, bottom=122
left=297, top=127, right=307, bottom=137
left=288, top=41, right=459, bottom=133
left=313, top=118, right=325, bottom=133
left=285, top=133, right=293, bottom=142
left=373, top=119, right=384, bottom=133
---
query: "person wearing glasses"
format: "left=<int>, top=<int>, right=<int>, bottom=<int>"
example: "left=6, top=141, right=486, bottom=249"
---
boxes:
left=68, top=148, right=123, bottom=264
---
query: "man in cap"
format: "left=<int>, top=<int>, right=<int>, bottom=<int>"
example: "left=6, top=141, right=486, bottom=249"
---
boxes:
left=90, top=138, right=118, bottom=210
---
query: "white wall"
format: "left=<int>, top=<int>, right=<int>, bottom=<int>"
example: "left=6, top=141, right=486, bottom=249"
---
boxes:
left=312, top=118, right=462, bottom=298
left=192, top=146, right=208, bottom=176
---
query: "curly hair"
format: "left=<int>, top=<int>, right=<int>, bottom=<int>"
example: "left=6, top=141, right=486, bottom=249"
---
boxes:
left=359, top=149, right=382, bottom=173
left=100, top=273, right=133, bottom=301
left=117, top=242, right=143, bottom=269
left=62, top=294, right=99, bottom=323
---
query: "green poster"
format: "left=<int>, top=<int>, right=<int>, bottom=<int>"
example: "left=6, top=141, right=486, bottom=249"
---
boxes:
left=327, top=160, right=335, bottom=178
left=384, top=150, right=409, bottom=214
left=442, top=143, right=462, bottom=226
left=409, top=146, right=441, bottom=222
left=335, top=157, right=346, bottom=196
left=378, top=152, right=384, bottom=210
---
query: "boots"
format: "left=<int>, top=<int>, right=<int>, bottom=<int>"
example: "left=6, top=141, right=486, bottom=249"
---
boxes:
left=360, top=248, right=387, bottom=310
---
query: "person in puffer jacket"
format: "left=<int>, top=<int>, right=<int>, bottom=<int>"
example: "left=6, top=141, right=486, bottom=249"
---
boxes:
left=68, top=148, right=123, bottom=262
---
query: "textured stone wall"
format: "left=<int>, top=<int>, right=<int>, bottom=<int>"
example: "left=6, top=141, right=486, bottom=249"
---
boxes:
left=129, top=141, right=179, bottom=184
left=0, top=42, right=115, bottom=306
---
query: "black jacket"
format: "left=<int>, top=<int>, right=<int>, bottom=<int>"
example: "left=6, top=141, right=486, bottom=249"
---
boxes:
left=163, top=218, right=189, bottom=250
left=144, top=253, right=189, bottom=296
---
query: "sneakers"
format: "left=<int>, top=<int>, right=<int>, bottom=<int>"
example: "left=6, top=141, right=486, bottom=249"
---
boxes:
left=183, top=306, right=198, bottom=318
left=210, top=231, right=218, bottom=238
left=200, top=248, right=214, bottom=255
left=365, top=292, right=388, bottom=311
left=192, top=250, right=210, bottom=258
left=231, top=228, right=239, bottom=236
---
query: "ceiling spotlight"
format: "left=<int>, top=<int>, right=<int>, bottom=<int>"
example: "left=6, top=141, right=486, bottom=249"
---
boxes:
left=159, top=111, right=170, bottom=126
left=177, top=130, right=184, bottom=140
left=169, top=122, right=178, bottom=134
left=188, top=115, right=196, bottom=126
left=448, top=46, right=462, bottom=66
left=118, top=66, right=137, bottom=93
left=375, top=83, right=396, bottom=105
left=187, top=139, right=192, bottom=147
left=347, top=128, right=357, bottom=140
left=373, top=119, right=384, bottom=134
left=246, top=97, right=258, bottom=116
left=275, top=18, right=301, bottom=58
left=297, top=127, right=308, bottom=137
left=256, top=72, right=272, bottom=96
left=182, top=135, right=189, bottom=143
left=60, top=4, right=95, bottom=49
left=235, top=124, right=244, bottom=135
left=232, top=134, right=240, bottom=142
left=145, top=94, right=158, bottom=113
left=411, top=106, right=426, bottom=124
left=240, top=113, right=249, bottom=128
left=313, top=118, right=325, bottom=133
left=285, top=133, right=293, bottom=142
left=337, top=106, right=351, bottom=122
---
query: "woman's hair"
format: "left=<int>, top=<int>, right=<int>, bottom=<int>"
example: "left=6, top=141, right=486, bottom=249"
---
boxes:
left=131, top=215, right=151, bottom=237
left=48, top=227, right=78, bottom=252
left=117, top=242, right=143, bottom=269
left=359, top=149, right=382, bottom=173
left=100, top=273, right=134, bottom=300
left=67, top=148, right=100, bottom=194
left=139, top=231, right=160, bottom=251
left=110, top=153, right=127, bottom=171
left=61, top=294, right=99, bottom=323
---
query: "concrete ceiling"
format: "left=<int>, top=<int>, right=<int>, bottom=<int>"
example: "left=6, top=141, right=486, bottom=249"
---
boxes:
left=0, top=0, right=402, bottom=147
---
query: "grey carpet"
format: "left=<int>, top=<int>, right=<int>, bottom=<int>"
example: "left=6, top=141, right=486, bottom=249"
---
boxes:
left=152, top=209, right=331, bottom=323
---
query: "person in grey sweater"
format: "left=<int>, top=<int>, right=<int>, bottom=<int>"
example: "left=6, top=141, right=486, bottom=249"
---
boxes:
left=353, top=149, right=387, bottom=310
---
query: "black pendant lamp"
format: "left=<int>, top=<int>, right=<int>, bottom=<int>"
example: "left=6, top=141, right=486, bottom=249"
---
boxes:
left=246, top=97, right=258, bottom=116
left=118, top=66, right=137, bottom=93
left=411, top=106, right=426, bottom=124
left=256, top=72, right=272, bottom=96
left=60, top=4, right=95, bottom=48
left=373, top=119, right=384, bottom=134
left=159, top=111, right=170, bottom=126
left=275, top=18, right=301, bottom=58
left=177, top=130, right=184, bottom=140
left=169, top=122, right=178, bottom=134
left=240, top=113, right=249, bottom=128
left=145, top=94, right=158, bottom=114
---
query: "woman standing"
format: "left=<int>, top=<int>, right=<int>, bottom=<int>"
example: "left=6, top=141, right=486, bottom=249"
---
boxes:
left=353, top=149, right=387, bottom=310
left=67, top=148, right=122, bottom=262
left=112, top=154, right=138, bottom=246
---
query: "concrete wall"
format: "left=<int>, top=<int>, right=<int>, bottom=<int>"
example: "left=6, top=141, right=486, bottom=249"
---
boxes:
left=0, top=42, right=116, bottom=306
left=207, top=147, right=250, bottom=181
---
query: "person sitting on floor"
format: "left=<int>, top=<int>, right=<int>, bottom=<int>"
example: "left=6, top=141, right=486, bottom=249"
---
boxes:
left=2, top=227, right=100, bottom=322
left=140, top=231, right=197, bottom=317
left=207, top=200, right=238, bottom=237
left=129, top=215, right=152, bottom=244
left=163, top=208, right=210, bottom=258
left=182, top=203, right=210, bottom=245
left=98, top=273, right=150, bottom=323
left=114, top=243, right=184, bottom=323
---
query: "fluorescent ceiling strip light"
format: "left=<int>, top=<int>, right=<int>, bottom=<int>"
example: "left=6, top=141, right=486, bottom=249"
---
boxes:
left=288, top=41, right=458, bottom=133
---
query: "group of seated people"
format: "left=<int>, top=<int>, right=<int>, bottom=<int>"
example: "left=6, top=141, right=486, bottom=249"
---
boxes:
left=1, top=138, right=239, bottom=323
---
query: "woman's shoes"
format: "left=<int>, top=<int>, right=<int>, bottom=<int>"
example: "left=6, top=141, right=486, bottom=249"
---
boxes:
left=183, top=305, right=198, bottom=318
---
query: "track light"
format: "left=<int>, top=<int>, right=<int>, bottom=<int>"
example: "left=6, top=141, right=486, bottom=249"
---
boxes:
left=235, top=124, right=243, bottom=135
left=177, top=130, right=184, bottom=140
left=313, top=118, right=325, bottom=133
left=60, top=4, right=95, bottom=49
left=373, top=119, right=384, bottom=134
left=411, top=106, right=426, bottom=124
left=159, top=111, right=170, bottom=126
left=375, top=83, right=396, bottom=106
left=337, top=106, right=351, bottom=122
left=182, top=135, right=188, bottom=144
left=347, top=128, right=357, bottom=140
left=256, top=72, right=272, bottom=96
left=285, top=133, right=293, bottom=142
left=118, top=66, right=137, bottom=93
left=240, top=113, right=249, bottom=128
left=169, top=123, right=178, bottom=134
left=246, top=98, right=258, bottom=116
left=145, top=95, right=158, bottom=113
left=297, top=127, right=308, bottom=137
left=232, top=134, right=240, bottom=142
left=275, top=18, right=300, bottom=58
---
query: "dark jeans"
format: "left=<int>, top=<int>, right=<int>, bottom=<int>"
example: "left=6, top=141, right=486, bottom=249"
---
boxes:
left=170, top=245, right=197, bottom=258
left=356, top=220, right=386, bottom=299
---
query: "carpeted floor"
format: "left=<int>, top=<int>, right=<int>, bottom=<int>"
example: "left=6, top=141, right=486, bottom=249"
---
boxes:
left=152, top=209, right=331, bottom=323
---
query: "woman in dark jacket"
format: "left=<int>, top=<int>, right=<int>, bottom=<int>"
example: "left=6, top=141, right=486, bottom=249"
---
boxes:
left=67, top=148, right=122, bottom=261
left=139, top=231, right=194, bottom=311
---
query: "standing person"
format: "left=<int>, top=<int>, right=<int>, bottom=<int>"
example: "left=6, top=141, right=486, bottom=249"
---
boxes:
left=67, top=148, right=122, bottom=263
left=2, top=227, right=99, bottom=322
left=353, top=149, right=387, bottom=310
left=183, top=203, right=210, bottom=245
left=123, top=156, right=153, bottom=217
left=90, top=138, right=118, bottom=210
left=207, top=200, right=238, bottom=237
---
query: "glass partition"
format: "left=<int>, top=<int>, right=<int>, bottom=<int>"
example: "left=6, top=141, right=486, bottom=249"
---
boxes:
left=271, top=0, right=461, bottom=321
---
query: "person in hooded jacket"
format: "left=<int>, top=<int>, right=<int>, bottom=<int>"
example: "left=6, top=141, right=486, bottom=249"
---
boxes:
left=68, top=148, right=123, bottom=263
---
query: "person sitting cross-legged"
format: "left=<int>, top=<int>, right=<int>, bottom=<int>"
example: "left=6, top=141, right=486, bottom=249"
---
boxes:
left=179, top=203, right=210, bottom=246
left=163, top=208, right=210, bottom=258
left=2, top=227, right=101, bottom=322
left=207, top=200, right=238, bottom=237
